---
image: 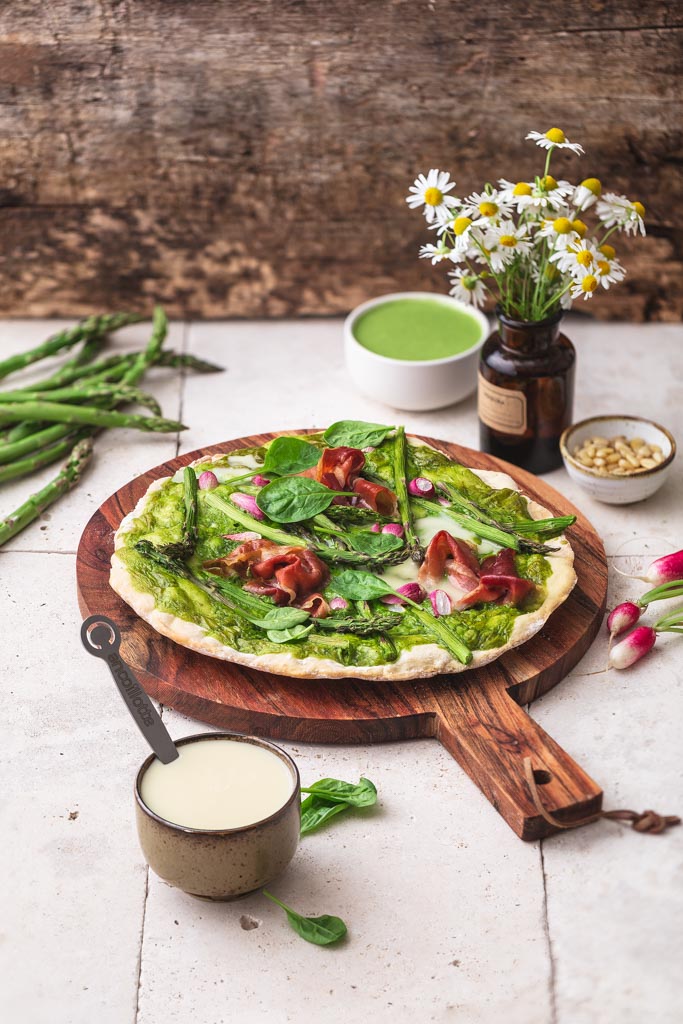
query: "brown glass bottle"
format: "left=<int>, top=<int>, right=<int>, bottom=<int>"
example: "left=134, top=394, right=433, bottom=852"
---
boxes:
left=478, top=308, right=575, bottom=474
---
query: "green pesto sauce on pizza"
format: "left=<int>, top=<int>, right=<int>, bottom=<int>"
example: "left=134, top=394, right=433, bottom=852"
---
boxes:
left=117, top=437, right=552, bottom=668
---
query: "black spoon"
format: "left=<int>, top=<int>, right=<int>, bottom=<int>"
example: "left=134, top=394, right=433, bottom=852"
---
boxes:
left=81, top=614, right=179, bottom=764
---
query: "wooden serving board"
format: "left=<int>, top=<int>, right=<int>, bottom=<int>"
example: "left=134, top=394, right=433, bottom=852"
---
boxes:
left=77, top=431, right=607, bottom=841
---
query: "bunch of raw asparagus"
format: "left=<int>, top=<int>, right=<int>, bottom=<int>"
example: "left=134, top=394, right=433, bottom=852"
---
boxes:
left=0, top=307, right=222, bottom=548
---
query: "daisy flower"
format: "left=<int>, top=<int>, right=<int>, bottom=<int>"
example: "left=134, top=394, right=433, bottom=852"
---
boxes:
left=596, top=193, right=646, bottom=236
left=448, top=272, right=487, bottom=308
left=406, top=169, right=459, bottom=223
left=572, top=177, right=602, bottom=212
left=550, top=239, right=599, bottom=279
left=419, top=241, right=451, bottom=265
left=460, top=188, right=513, bottom=222
left=526, top=128, right=584, bottom=155
left=536, top=214, right=579, bottom=248
left=570, top=273, right=599, bottom=301
left=484, top=221, right=534, bottom=272
left=498, top=177, right=573, bottom=214
left=594, top=251, right=626, bottom=288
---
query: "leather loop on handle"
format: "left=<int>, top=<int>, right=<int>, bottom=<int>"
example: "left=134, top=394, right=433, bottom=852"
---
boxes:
left=432, top=680, right=603, bottom=841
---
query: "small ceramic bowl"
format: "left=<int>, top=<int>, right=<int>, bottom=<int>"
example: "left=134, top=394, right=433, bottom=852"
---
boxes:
left=344, top=291, right=489, bottom=411
left=135, top=733, right=300, bottom=901
left=560, top=415, right=676, bottom=505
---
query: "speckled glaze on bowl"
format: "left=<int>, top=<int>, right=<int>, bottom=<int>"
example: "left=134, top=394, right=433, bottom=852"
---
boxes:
left=560, top=415, right=676, bottom=505
left=135, top=733, right=300, bottom=901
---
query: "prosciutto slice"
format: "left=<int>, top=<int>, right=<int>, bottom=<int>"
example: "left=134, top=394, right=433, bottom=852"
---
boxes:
left=205, top=539, right=329, bottom=608
left=352, top=478, right=399, bottom=517
left=418, top=530, right=534, bottom=609
left=300, top=445, right=399, bottom=515
left=301, top=446, right=366, bottom=490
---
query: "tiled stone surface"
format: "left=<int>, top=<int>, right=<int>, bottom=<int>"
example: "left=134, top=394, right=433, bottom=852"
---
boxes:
left=1, top=318, right=681, bottom=1023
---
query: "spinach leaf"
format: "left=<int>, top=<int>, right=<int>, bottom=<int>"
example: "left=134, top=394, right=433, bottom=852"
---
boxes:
left=349, top=530, right=403, bottom=554
left=302, top=777, right=377, bottom=808
left=299, top=793, right=351, bottom=835
left=262, top=890, right=347, bottom=946
left=266, top=623, right=315, bottom=644
left=257, top=477, right=353, bottom=523
left=257, top=607, right=311, bottom=629
left=332, top=569, right=395, bottom=601
left=263, top=436, right=320, bottom=476
left=323, top=420, right=394, bottom=449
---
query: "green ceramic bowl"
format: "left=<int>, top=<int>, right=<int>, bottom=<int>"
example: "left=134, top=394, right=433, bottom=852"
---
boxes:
left=135, top=732, right=301, bottom=901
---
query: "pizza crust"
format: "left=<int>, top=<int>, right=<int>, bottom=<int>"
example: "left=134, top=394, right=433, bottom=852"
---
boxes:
left=110, top=448, right=576, bottom=681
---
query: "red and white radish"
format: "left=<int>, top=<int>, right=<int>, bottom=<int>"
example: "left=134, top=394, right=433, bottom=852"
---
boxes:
left=408, top=477, right=435, bottom=498
left=429, top=589, right=452, bottom=617
left=230, top=492, right=265, bottom=520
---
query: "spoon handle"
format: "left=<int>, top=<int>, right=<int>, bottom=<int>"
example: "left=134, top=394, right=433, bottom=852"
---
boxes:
left=81, top=615, right=179, bottom=764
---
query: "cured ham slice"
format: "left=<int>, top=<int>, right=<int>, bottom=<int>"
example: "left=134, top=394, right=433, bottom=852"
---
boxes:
left=301, top=446, right=366, bottom=490
left=298, top=593, right=331, bottom=618
left=418, top=531, right=534, bottom=609
left=205, top=539, right=329, bottom=607
left=418, top=530, right=481, bottom=595
left=352, top=478, right=399, bottom=517
left=300, top=445, right=399, bottom=515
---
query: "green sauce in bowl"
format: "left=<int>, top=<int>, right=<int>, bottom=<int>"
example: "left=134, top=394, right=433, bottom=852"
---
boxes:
left=353, top=297, right=482, bottom=362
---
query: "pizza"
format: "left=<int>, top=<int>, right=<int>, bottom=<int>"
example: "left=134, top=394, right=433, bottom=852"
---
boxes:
left=110, top=422, right=576, bottom=680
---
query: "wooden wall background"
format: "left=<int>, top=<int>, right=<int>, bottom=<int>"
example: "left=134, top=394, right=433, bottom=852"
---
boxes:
left=0, top=1, right=680, bottom=321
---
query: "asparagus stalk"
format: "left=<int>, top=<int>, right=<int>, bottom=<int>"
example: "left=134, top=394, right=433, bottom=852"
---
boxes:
left=315, top=612, right=403, bottom=636
left=204, top=491, right=302, bottom=546
left=438, top=482, right=559, bottom=555
left=411, top=496, right=520, bottom=550
left=508, top=515, right=576, bottom=537
left=0, top=422, right=82, bottom=465
left=0, top=439, right=93, bottom=547
left=0, top=384, right=162, bottom=415
left=122, top=306, right=167, bottom=385
left=393, top=426, right=424, bottom=564
left=0, top=430, right=91, bottom=485
left=0, top=400, right=186, bottom=434
left=34, top=353, right=137, bottom=391
left=158, top=467, right=199, bottom=558
left=157, top=351, right=224, bottom=373
left=0, top=313, right=142, bottom=381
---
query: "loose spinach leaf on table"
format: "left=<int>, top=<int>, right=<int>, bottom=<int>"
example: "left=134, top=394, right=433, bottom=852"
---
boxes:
left=302, top=777, right=377, bottom=808
left=300, top=793, right=351, bottom=835
left=323, top=420, right=394, bottom=450
left=262, top=890, right=347, bottom=946
left=263, top=436, right=320, bottom=476
left=257, top=476, right=353, bottom=523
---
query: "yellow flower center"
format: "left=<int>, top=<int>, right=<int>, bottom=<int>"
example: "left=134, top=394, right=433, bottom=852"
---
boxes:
left=479, top=201, right=498, bottom=217
left=576, top=250, right=593, bottom=267
left=545, top=128, right=566, bottom=144
left=581, top=177, right=602, bottom=196
left=453, top=216, right=473, bottom=236
left=424, top=187, right=443, bottom=206
left=597, top=260, right=611, bottom=276
left=572, top=219, right=587, bottom=237
left=599, top=243, right=616, bottom=259
left=632, top=201, right=645, bottom=218
left=552, top=217, right=573, bottom=235
left=499, top=234, right=517, bottom=248
left=513, top=182, right=532, bottom=196
left=541, top=175, right=558, bottom=190
left=581, top=274, right=598, bottom=293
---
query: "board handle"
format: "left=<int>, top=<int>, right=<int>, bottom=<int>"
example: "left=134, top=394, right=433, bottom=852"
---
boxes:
left=432, top=681, right=603, bottom=841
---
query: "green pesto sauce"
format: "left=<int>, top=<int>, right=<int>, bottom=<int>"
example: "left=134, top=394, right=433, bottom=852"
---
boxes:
left=353, top=299, right=482, bottom=361
left=120, top=439, right=551, bottom=668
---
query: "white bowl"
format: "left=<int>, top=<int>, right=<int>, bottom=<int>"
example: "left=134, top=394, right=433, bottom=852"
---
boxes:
left=560, top=415, right=676, bottom=505
left=344, top=291, right=489, bottom=411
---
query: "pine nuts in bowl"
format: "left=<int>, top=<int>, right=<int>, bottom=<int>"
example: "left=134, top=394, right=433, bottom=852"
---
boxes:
left=560, top=415, right=676, bottom=505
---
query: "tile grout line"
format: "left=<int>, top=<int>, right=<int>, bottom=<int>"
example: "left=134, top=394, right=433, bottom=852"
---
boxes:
left=539, top=841, right=559, bottom=1024
left=133, top=865, right=150, bottom=1024
left=175, top=321, right=190, bottom=459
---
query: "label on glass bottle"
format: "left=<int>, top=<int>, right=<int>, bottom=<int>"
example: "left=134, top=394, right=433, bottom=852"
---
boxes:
left=477, top=373, right=527, bottom=435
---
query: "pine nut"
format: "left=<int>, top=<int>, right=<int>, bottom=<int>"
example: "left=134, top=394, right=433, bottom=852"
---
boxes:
left=640, top=458, right=657, bottom=469
left=629, top=437, right=645, bottom=450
